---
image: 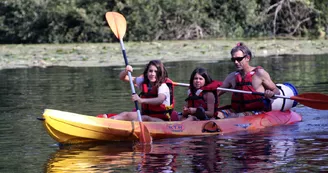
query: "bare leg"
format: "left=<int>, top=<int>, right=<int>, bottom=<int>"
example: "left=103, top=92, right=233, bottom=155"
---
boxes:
left=142, top=115, right=164, bottom=122
left=110, top=111, right=139, bottom=121
left=216, top=112, right=225, bottom=119
left=182, top=115, right=197, bottom=121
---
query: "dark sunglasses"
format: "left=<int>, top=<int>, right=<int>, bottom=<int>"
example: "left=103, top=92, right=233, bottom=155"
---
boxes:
left=231, top=55, right=247, bottom=62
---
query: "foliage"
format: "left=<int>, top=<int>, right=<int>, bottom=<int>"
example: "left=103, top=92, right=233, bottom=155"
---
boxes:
left=119, top=0, right=213, bottom=40
left=0, top=0, right=327, bottom=43
left=255, top=0, right=317, bottom=37
left=206, top=0, right=260, bottom=38
left=313, top=0, right=328, bottom=38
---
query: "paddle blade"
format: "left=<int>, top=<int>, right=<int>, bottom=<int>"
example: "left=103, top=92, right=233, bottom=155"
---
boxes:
left=105, top=12, right=127, bottom=39
left=139, top=122, right=152, bottom=144
left=291, top=93, right=328, bottom=110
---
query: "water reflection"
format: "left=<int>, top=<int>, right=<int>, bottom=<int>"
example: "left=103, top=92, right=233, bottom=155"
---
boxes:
left=45, top=132, right=328, bottom=173
left=46, top=142, right=132, bottom=172
left=46, top=142, right=180, bottom=172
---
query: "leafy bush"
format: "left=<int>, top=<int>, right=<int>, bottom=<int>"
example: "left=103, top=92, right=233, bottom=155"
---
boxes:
left=0, top=0, right=327, bottom=43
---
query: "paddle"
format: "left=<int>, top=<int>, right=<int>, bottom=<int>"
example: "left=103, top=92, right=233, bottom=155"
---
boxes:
left=105, top=12, right=152, bottom=144
left=173, top=82, right=328, bottom=110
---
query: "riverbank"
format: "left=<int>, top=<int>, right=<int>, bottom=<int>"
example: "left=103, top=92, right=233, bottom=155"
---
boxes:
left=1, top=39, right=328, bottom=70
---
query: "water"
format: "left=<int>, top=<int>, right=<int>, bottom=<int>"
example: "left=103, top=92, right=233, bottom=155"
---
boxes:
left=0, top=54, right=328, bottom=172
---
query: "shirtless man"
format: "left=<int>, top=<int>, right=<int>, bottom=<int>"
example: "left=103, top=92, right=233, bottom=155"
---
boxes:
left=217, top=42, right=280, bottom=118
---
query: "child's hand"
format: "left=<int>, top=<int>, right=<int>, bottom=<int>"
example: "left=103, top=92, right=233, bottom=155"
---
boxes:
left=189, top=108, right=196, bottom=114
left=131, top=94, right=142, bottom=103
left=125, top=65, right=133, bottom=73
left=183, top=107, right=196, bottom=114
left=183, top=106, right=189, bottom=115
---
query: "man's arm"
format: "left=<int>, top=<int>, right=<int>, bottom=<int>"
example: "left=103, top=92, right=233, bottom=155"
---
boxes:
left=218, top=72, right=235, bottom=96
left=258, top=69, right=280, bottom=96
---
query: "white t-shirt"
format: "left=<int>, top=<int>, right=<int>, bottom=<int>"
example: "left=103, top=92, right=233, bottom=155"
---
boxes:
left=135, top=77, right=170, bottom=106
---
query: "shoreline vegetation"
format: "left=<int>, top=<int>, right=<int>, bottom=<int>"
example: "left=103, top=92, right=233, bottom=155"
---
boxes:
left=1, top=39, right=328, bottom=70
left=2, top=1, right=327, bottom=44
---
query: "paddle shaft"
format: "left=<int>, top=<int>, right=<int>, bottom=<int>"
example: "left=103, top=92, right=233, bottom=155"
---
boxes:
left=174, top=82, right=294, bottom=99
left=106, top=12, right=151, bottom=143
left=119, top=38, right=143, bottom=122
left=173, top=82, right=328, bottom=110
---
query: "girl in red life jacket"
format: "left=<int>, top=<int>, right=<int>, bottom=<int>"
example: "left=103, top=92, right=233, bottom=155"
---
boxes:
left=182, top=67, right=221, bottom=121
left=110, top=60, right=174, bottom=122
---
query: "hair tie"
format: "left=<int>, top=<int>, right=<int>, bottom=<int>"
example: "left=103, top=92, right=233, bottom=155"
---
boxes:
left=236, top=42, right=241, bottom=46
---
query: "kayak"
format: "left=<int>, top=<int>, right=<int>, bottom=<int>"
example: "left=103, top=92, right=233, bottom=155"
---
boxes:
left=41, top=109, right=302, bottom=144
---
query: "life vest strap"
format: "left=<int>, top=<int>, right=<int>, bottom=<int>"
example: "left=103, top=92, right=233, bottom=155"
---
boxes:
left=185, top=95, right=204, bottom=101
left=236, top=81, right=252, bottom=86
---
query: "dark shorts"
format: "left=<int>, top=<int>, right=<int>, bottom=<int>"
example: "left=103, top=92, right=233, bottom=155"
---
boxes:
left=218, top=99, right=271, bottom=118
left=219, top=109, right=265, bottom=118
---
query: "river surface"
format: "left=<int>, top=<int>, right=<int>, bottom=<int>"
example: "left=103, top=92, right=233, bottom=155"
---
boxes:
left=0, top=54, right=327, bottom=172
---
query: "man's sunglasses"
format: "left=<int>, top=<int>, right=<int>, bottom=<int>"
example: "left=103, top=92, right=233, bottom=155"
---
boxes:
left=231, top=55, right=247, bottom=62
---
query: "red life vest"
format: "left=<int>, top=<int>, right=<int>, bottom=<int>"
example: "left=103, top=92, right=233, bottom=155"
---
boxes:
left=140, top=78, right=175, bottom=121
left=185, top=80, right=222, bottom=116
left=231, top=66, right=269, bottom=112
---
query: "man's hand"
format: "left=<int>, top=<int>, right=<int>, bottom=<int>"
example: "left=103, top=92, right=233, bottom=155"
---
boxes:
left=264, top=90, right=275, bottom=98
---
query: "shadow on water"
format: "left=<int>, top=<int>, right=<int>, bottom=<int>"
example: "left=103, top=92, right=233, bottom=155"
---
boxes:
left=0, top=54, right=328, bottom=172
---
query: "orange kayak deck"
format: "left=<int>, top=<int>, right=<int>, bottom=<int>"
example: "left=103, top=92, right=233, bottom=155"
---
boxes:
left=42, top=109, right=302, bottom=144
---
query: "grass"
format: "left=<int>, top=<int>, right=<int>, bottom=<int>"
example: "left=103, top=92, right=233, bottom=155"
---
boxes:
left=1, top=39, right=328, bottom=70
